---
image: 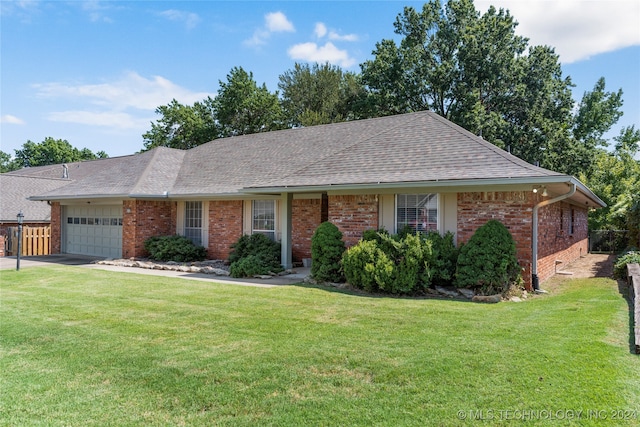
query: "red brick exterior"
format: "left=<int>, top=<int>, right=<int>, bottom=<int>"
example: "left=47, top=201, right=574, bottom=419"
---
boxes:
left=458, top=191, right=535, bottom=286
left=328, top=194, right=379, bottom=247
left=292, top=198, right=324, bottom=261
left=208, top=200, right=244, bottom=260
left=122, top=200, right=176, bottom=258
left=458, top=192, right=590, bottom=288
left=537, top=202, right=589, bottom=282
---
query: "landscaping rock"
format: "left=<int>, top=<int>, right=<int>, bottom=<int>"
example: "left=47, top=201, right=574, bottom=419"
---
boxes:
left=435, top=286, right=461, bottom=298
left=458, top=288, right=475, bottom=299
left=472, top=294, right=502, bottom=303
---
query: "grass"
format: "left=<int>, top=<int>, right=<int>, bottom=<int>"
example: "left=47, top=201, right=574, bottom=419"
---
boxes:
left=1, top=266, right=639, bottom=426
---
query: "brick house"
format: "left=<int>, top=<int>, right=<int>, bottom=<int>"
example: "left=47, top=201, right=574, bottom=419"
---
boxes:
left=12, top=111, right=604, bottom=289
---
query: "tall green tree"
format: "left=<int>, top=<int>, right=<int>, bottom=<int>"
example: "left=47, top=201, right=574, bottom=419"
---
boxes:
left=278, top=62, right=369, bottom=127
left=581, top=126, right=640, bottom=233
left=214, top=67, right=284, bottom=137
left=12, top=137, right=107, bottom=169
left=360, top=0, right=586, bottom=174
left=142, top=98, right=218, bottom=151
left=0, top=150, right=20, bottom=173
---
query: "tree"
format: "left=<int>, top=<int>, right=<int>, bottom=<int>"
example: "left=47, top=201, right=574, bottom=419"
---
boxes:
left=214, top=67, right=284, bottom=137
left=278, top=62, right=369, bottom=127
left=12, top=137, right=107, bottom=168
left=0, top=150, right=20, bottom=173
left=142, top=98, right=219, bottom=151
left=359, top=0, right=597, bottom=175
left=581, top=126, right=640, bottom=233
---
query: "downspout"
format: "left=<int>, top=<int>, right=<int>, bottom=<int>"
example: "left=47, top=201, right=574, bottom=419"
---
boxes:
left=531, top=182, right=576, bottom=291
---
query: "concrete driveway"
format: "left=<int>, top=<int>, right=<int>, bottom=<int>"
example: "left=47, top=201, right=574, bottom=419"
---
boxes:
left=0, top=254, right=310, bottom=287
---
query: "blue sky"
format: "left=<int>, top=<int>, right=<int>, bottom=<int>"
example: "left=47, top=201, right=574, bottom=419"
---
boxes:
left=1, top=1, right=639, bottom=158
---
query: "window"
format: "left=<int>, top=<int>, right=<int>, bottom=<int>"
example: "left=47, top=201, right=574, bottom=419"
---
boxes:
left=396, top=193, right=438, bottom=233
left=570, top=208, right=575, bottom=235
left=184, top=201, right=203, bottom=246
left=253, top=200, right=275, bottom=240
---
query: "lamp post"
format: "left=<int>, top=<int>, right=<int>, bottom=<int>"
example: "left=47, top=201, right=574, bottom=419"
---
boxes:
left=16, top=210, right=24, bottom=271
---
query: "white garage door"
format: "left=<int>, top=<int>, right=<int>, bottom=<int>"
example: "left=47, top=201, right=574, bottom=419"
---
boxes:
left=63, top=205, right=123, bottom=258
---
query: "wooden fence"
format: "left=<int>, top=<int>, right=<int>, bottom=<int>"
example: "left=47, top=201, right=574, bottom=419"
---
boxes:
left=6, top=226, right=51, bottom=256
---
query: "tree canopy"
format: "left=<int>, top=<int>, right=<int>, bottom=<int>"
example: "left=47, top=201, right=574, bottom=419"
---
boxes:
left=6, top=137, right=107, bottom=170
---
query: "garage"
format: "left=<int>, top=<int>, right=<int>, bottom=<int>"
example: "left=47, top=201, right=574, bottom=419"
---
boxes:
left=63, top=205, right=122, bottom=258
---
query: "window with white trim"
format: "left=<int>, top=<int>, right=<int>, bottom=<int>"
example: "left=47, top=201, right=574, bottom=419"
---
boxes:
left=396, top=193, right=438, bottom=233
left=184, top=201, right=203, bottom=246
left=252, top=200, right=276, bottom=240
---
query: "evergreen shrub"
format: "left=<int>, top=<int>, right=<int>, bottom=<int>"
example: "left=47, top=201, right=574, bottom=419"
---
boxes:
left=144, top=235, right=207, bottom=262
left=311, top=222, right=346, bottom=283
left=228, top=233, right=282, bottom=278
left=455, top=220, right=521, bottom=293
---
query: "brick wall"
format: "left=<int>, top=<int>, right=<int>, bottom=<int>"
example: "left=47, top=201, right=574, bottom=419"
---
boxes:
left=51, top=202, right=62, bottom=254
left=328, top=194, right=379, bottom=247
left=122, top=200, right=176, bottom=258
left=458, top=191, right=535, bottom=287
left=537, top=203, right=589, bottom=282
left=208, top=200, right=243, bottom=260
left=292, top=198, right=324, bottom=261
left=458, top=192, right=590, bottom=288
left=0, top=235, right=4, bottom=257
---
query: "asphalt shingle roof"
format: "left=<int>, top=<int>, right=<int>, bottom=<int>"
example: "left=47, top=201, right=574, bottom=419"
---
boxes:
left=0, top=175, right=69, bottom=222
left=17, top=111, right=581, bottom=201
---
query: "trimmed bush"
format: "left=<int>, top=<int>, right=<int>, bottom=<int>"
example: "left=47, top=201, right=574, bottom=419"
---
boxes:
left=342, top=231, right=434, bottom=294
left=311, top=222, right=346, bottom=283
left=228, top=234, right=282, bottom=278
left=342, top=240, right=394, bottom=292
left=426, top=231, right=459, bottom=287
left=455, top=220, right=521, bottom=293
left=229, top=255, right=274, bottom=278
left=613, top=250, right=640, bottom=279
left=144, top=235, right=207, bottom=262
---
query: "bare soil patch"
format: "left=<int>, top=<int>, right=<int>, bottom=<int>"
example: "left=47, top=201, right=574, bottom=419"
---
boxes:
left=557, top=253, right=615, bottom=279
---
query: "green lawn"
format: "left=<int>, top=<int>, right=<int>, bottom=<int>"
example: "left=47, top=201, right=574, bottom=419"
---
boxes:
left=1, top=266, right=639, bottom=426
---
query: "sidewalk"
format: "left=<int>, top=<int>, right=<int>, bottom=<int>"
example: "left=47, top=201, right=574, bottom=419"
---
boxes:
left=0, top=254, right=311, bottom=288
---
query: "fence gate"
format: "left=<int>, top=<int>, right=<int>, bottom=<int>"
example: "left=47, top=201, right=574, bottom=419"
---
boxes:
left=6, top=226, right=51, bottom=256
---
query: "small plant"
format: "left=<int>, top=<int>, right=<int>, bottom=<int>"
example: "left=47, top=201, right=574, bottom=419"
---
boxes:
left=228, top=233, right=282, bottom=278
left=455, top=220, right=521, bottom=294
left=144, top=235, right=207, bottom=262
left=311, top=222, right=346, bottom=283
left=613, top=250, right=640, bottom=279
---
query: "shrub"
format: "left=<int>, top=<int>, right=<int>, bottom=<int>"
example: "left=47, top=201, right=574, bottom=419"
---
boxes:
left=342, top=231, right=434, bottom=294
left=342, top=240, right=394, bottom=292
left=311, top=222, right=346, bottom=283
left=144, top=235, right=207, bottom=262
left=426, top=231, right=459, bottom=287
left=228, top=234, right=282, bottom=278
left=455, top=220, right=521, bottom=294
left=229, top=255, right=275, bottom=278
left=613, top=250, right=640, bottom=279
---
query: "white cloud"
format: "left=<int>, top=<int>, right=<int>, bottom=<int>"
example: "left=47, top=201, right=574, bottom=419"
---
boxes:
left=315, top=22, right=327, bottom=38
left=1, top=115, right=25, bottom=125
left=265, top=11, right=294, bottom=33
left=245, top=11, right=295, bottom=46
left=476, top=0, right=640, bottom=63
left=45, top=111, right=147, bottom=130
left=287, top=42, right=357, bottom=68
left=159, top=9, right=201, bottom=30
left=314, top=21, right=358, bottom=42
left=33, top=71, right=213, bottom=111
